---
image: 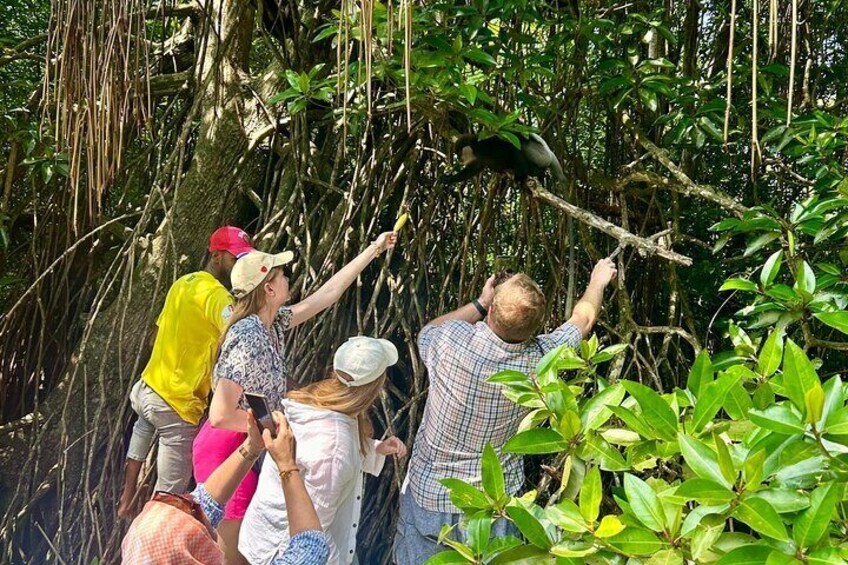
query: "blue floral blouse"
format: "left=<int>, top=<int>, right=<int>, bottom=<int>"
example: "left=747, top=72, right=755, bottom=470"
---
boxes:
left=213, top=306, right=292, bottom=411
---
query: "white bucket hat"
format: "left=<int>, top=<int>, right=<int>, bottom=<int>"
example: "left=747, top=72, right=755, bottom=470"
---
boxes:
left=334, top=336, right=398, bottom=387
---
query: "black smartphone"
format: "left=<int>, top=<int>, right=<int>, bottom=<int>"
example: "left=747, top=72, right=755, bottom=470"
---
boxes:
left=244, top=392, right=276, bottom=438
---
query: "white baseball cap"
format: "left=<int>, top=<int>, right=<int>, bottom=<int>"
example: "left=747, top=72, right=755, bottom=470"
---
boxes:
left=334, top=336, right=398, bottom=387
left=231, top=250, right=294, bottom=298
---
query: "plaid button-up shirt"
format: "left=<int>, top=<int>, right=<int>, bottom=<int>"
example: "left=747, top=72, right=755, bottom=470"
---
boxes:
left=407, top=319, right=581, bottom=513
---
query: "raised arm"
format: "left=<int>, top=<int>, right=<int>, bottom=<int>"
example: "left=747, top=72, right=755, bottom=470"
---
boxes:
left=289, top=232, right=397, bottom=328
left=424, top=275, right=495, bottom=327
left=566, top=258, right=617, bottom=337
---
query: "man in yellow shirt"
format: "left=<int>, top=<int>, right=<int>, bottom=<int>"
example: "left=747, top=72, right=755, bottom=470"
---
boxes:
left=117, top=227, right=254, bottom=518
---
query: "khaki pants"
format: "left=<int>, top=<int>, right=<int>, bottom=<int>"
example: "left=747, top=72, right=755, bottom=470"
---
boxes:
left=127, top=380, right=198, bottom=493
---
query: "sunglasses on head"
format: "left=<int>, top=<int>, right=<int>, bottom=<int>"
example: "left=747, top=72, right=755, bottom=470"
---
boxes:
left=152, top=492, right=207, bottom=525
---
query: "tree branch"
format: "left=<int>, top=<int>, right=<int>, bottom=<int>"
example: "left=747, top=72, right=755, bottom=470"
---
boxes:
left=631, top=129, right=749, bottom=217
left=529, top=183, right=693, bottom=266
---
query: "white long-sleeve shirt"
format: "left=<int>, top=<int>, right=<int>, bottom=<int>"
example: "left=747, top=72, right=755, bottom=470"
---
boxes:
left=239, top=400, right=385, bottom=565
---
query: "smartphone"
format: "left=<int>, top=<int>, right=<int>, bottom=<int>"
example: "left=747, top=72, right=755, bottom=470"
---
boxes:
left=244, top=392, right=276, bottom=438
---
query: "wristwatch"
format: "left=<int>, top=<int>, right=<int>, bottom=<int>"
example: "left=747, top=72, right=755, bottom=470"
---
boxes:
left=472, top=298, right=487, bottom=318
left=238, top=444, right=260, bottom=461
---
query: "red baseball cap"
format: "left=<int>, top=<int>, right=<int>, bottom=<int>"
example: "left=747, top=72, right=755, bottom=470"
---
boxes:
left=209, top=226, right=254, bottom=258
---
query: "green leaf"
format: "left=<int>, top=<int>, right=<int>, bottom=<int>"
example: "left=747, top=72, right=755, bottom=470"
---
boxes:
left=760, top=250, right=784, bottom=287
left=715, top=545, right=773, bottom=565
left=505, top=499, right=552, bottom=549
left=608, top=405, right=656, bottom=439
left=748, top=405, right=806, bottom=435
left=720, top=278, right=758, bottom=292
left=808, top=548, right=846, bottom=565
left=675, top=478, right=734, bottom=505
left=678, top=434, right=732, bottom=489
left=782, top=340, right=820, bottom=412
left=606, top=527, right=664, bottom=556
left=504, top=429, right=568, bottom=454
left=436, top=524, right=476, bottom=561
left=546, top=499, right=589, bottom=533
left=752, top=488, right=810, bottom=513
left=714, top=433, right=737, bottom=486
left=624, top=474, right=667, bottom=532
left=440, top=479, right=491, bottom=511
left=734, top=497, right=789, bottom=541
left=680, top=504, right=729, bottom=536
left=464, top=48, right=497, bottom=66
left=724, top=382, right=753, bottom=420
left=594, top=515, right=625, bottom=538
left=819, top=376, right=844, bottom=428
left=692, top=369, right=743, bottom=431
left=622, top=381, right=678, bottom=441
left=465, top=510, right=493, bottom=556
left=813, top=312, right=848, bottom=335
left=581, top=383, right=625, bottom=430
left=646, top=549, right=684, bottom=565
left=688, top=349, right=714, bottom=398
left=743, top=449, right=766, bottom=489
left=581, top=434, right=629, bottom=471
left=793, top=482, right=841, bottom=548
left=824, top=407, right=848, bottom=435
left=488, top=370, right=531, bottom=386
left=758, top=328, right=785, bottom=377
left=580, top=466, right=602, bottom=523
left=745, top=232, right=780, bottom=257
left=690, top=515, right=725, bottom=561
left=794, top=260, right=816, bottom=295
left=488, top=544, right=551, bottom=564
left=549, top=541, right=598, bottom=558
left=481, top=443, right=506, bottom=502
left=590, top=343, right=629, bottom=364
left=805, top=386, right=825, bottom=425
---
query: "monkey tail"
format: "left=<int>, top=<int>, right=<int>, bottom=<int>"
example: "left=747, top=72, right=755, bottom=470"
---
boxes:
left=550, top=157, right=566, bottom=182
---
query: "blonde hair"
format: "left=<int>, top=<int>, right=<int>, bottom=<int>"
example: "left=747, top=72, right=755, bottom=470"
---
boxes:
left=287, top=370, right=386, bottom=454
left=489, top=273, right=546, bottom=343
left=217, top=267, right=282, bottom=355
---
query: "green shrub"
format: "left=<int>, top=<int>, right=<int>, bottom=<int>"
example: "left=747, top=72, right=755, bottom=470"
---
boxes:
left=426, top=333, right=848, bottom=564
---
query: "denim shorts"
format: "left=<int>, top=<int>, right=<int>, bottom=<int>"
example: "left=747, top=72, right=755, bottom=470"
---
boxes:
left=393, top=489, right=519, bottom=564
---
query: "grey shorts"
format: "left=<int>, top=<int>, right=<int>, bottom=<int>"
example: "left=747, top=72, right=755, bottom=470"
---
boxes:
left=127, top=380, right=198, bottom=493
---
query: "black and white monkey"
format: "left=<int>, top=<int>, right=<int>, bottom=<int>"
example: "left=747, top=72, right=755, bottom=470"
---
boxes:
left=443, top=133, right=565, bottom=185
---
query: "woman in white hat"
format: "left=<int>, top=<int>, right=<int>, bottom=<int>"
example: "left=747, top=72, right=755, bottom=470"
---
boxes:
left=238, top=336, right=407, bottom=565
left=193, top=232, right=397, bottom=565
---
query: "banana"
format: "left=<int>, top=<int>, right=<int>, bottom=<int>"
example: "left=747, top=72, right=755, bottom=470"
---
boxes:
left=393, top=213, right=409, bottom=232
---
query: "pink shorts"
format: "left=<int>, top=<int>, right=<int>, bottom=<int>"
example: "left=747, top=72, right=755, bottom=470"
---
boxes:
left=192, top=420, right=259, bottom=520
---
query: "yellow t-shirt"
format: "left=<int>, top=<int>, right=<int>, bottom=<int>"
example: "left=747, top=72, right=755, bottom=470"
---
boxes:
left=142, top=271, right=234, bottom=425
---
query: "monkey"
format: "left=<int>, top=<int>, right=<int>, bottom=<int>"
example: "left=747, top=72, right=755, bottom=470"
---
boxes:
left=443, top=133, right=565, bottom=186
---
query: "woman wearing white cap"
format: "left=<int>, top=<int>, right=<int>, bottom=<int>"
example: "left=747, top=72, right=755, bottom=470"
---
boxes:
left=238, top=336, right=407, bottom=565
left=193, top=232, right=397, bottom=565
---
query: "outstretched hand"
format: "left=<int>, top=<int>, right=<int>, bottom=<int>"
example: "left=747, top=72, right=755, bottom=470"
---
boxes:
left=376, top=436, right=408, bottom=458
left=263, top=411, right=297, bottom=468
left=373, top=231, right=398, bottom=254
left=591, top=258, right=618, bottom=287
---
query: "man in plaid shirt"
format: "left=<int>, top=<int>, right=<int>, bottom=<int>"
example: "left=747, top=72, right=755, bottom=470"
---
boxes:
left=393, top=258, right=617, bottom=564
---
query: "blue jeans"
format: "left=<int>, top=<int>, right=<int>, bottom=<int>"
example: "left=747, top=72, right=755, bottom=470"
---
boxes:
left=393, top=489, right=519, bottom=564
